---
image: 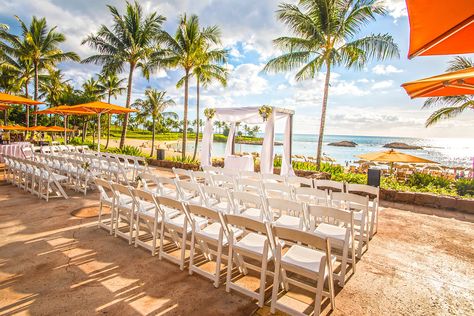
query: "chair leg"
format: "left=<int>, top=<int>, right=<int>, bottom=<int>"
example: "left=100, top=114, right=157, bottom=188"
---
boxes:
left=270, top=257, right=280, bottom=314
left=214, top=239, right=223, bottom=288
left=189, top=232, right=196, bottom=276
left=179, top=229, right=187, bottom=271
left=226, top=241, right=233, bottom=293
left=258, top=251, right=268, bottom=307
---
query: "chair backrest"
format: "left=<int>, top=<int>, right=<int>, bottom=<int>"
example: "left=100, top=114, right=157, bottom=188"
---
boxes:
left=190, top=170, right=213, bottom=185
left=236, top=178, right=263, bottom=195
left=185, top=204, right=220, bottom=223
left=306, top=205, right=353, bottom=231
left=239, top=170, right=261, bottom=180
left=155, top=196, right=186, bottom=215
left=272, top=225, right=329, bottom=253
left=131, top=188, right=158, bottom=214
left=286, top=176, right=314, bottom=188
left=201, top=185, right=233, bottom=204
left=21, top=146, right=34, bottom=159
left=314, top=179, right=344, bottom=192
left=223, top=213, right=267, bottom=236
left=111, top=183, right=133, bottom=198
left=172, top=167, right=191, bottom=180
left=262, top=173, right=286, bottom=183
left=156, top=176, right=179, bottom=199
left=331, top=191, right=369, bottom=212
left=176, top=180, right=203, bottom=204
left=294, top=187, right=328, bottom=206
left=266, top=197, right=305, bottom=221
left=211, top=174, right=235, bottom=189
left=345, top=183, right=380, bottom=200
left=137, top=173, right=159, bottom=193
left=263, top=182, right=293, bottom=199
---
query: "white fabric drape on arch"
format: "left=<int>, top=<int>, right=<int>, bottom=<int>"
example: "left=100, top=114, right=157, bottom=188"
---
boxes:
left=200, top=107, right=294, bottom=176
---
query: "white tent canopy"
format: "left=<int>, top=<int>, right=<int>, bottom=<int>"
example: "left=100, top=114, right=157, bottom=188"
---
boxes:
left=200, top=106, right=295, bottom=176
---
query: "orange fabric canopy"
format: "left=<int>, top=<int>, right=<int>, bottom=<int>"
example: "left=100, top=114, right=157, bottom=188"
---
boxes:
left=35, top=105, right=93, bottom=116
left=401, top=67, right=474, bottom=98
left=357, top=149, right=437, bottom=164
left=0, top=103, right=11, bottom=110
left=67, top=101, right=137, bottom=114
left=0, top=124, right=27, bottom=131
left=0, top=93, right=42, bottom=105
left=407, top=0, right=474, bottom=59
left=27, top=125, right=73, bottom=132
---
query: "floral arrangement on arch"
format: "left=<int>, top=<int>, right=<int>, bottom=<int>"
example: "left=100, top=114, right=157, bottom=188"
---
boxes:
left=258, top=105, right=273, bottom=121
left=204, top=108, right=216, bottom=120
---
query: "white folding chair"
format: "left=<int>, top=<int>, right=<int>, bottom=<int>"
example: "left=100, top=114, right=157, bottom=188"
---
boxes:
left=201, top=185, right=234, bottom=213
left=239, top=170, right=261, bottom=180
left=176, top=180, right=204, bottom=206
left=308, top=205, right=356, bottom=287
left=294, top=186, right=329, bottom=206
left=266, top=197, right=306, bottom=230
left=232, top=191, right=267, bottom=221
left=156, top=176, right=180, bottom=199
left=346, top=183, right=380, bottom=238
left=156, top=196, right=207, bottom=270
left=222, top=214, right=276, bottom=307
left=263, top=182, right=294, bottom=200
left=236, top=178, right=263, bottom=195
left=211, top=174, right=236, bottom=190
left=270, top=226, right=335, bottom=316
left=111, top=183, right=135, bottom=244
left=331, top=192, right=369, bottom=258
left=185, top=204, right=239, bottom=288
left=137, top=173, right=160, bottom=195
left=189, top=170, right=213, bottom=185
left=94, top=178, right=115, bottom=235
left=173, top=167, right=192, bottom=181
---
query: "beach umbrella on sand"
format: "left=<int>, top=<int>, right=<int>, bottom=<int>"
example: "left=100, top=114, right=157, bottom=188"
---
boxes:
left=357, top=149, right=438, bottom=173
left=0, top=92, right=43, bottom=127
left=35, top=105, right=93, bottom=145
left=406, top=0, right=474, bottom=59
left=402, top=67, right=474, bottom=98
left=63, top=101, right=137, bottom=152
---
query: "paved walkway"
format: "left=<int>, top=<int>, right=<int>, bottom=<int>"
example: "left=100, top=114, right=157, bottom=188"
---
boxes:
left=0, top=169, right=473, bottom=315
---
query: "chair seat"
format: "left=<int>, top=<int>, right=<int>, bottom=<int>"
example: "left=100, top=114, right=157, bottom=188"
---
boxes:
left=208, top=199, right=231, bottom=212
left=166, top=214, right=208, bottom=233
left=52, top=174, right=68, bottom=182
left=235, top=233, right=274, bottom=259
left=274, top=215, right=302, bottom=230
left=314, top=223, right=349, bottom=246
left=282, top=245, right=336, bottom=274
left=198, top=222, right=243, bottom=244
left=136, top=200, right=156, bottom=213
left=240, top=207, right=263, bottom=221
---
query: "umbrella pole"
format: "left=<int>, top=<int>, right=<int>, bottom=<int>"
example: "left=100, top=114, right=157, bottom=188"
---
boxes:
left=97, top=113, right=101, bottom=153
left=64, top=115, right=67, bottom=145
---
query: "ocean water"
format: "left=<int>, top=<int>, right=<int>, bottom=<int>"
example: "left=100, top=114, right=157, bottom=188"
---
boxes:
left=179, top=134, right=474, bottom=168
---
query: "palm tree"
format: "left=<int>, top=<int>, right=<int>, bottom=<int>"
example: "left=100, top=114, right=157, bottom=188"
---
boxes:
left=133, top=89, right=175, bottom=156
left=98, top=72, right=126, bottom=148
left=82, top=77, right=102, bottom=100
left=82, top=1, right=166, bottom=148
left=1, top=16, right=79, bottom=125
left=264, top=0, right=399, bottom=167
left=187, top=43, right=228, bottom=160
left=423, top=56, right=474, bottom=127
left=151, top=14, right=222, bottom=159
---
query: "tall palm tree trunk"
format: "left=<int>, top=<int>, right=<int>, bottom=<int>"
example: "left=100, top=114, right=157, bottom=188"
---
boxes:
left=151, top=116, right=156, bottom=157
left=33, top=64, right=39, bottom=126
left=316, top=62, right=331, bottom=168
left=105, top=93, right=111, bottom=149
left=119, top=63, right=135, bottom=148
left=182, top=70, right=189, bottom=159
left=192, top=77, right=200, bottom=160
left=25, top=83, right=29, bottom=128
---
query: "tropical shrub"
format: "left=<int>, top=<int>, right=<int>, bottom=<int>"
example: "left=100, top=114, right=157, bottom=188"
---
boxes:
left=167, top=155, right=198, bottom=164
left=455, top=179, right=474, bottom=197
left=109, top=145, right=145, bottom=157
left=331, top=172, right=367, bottom=184
left=406, top=172, right=451, bottom=189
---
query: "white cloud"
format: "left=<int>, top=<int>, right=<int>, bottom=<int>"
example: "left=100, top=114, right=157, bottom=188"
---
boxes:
left=372, top=64, right=403, bottom=75
left=379, top=0, right=407, bottom=20
left=371, top=80, right=394, bottom=90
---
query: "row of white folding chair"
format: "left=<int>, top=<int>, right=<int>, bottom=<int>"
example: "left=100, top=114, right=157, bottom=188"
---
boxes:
left=4, top=155, right=69, bottom=201
left=39, top=145, right=85, bottom=154
left=86, top=150, right=149, bottom=181
left=94, top=182, right=348, bottom=316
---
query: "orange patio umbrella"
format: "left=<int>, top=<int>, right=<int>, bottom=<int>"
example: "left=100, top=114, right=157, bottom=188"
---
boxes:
left=0, top=93, right=43, bottom=128
left=401, top=67, right=474, bottom=98
left=63, top=101, right=137, bottom=152
left=0, top=124, right=27, bottom=131
left=35, top=105, right=93, bottom=144
left=406, top=0, right=474, bottom=59
left=358, top=149, right=437, bottom=173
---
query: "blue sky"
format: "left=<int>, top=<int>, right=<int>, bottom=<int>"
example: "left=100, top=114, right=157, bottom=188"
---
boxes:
left=1, top=0, right=473, bottom=138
